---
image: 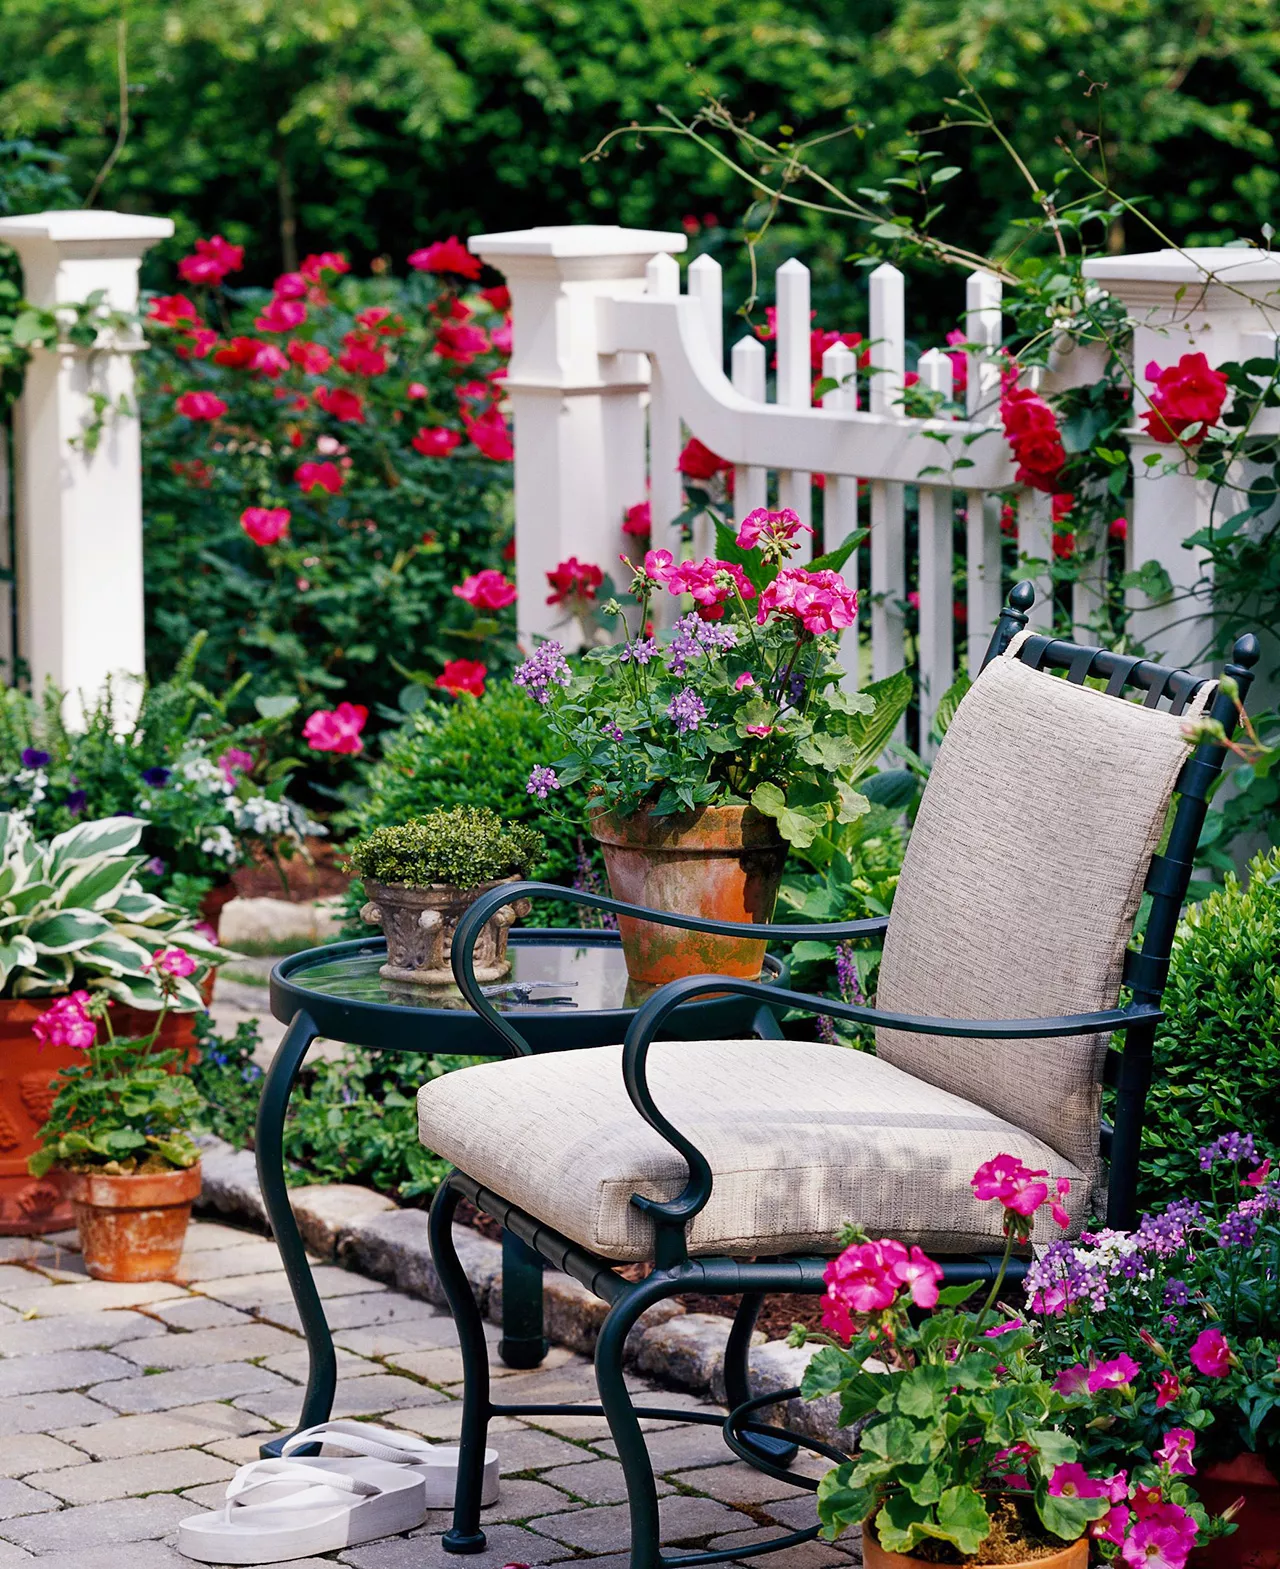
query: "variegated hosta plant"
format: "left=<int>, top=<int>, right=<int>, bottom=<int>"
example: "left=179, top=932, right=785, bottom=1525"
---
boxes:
left=0, top=814, right=228, bottom=1010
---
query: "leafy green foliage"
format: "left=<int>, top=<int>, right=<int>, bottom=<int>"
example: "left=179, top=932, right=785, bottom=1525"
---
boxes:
left=0, top=814, right=225, bottom=1006
left=1140, top=849, right=1280, bottom=1206
left=348, top=806, right=543, bottom=890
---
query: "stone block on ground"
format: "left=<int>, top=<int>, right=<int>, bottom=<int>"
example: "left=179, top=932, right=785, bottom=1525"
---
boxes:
left=0, top=1492, right=193, bottom=1553
left=192, top=1137, right=267, bottom=1227
left=340, top=1522, right=574, bottom=1568
left=634, top=1312, right=761, bottom=1392
left=219, top=895, right=344, bottom=951
left=24, top=1446, right=234, bottom=1505
left=290, top=1183, right=398, bottom=1260
left=339, top=1209, right=501, bottom=1309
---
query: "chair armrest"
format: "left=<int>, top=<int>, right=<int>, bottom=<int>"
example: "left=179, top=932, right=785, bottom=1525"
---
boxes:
left=617, top=973, right=1164, bottom=1266
left=449, top=880, right=889, bottom=1056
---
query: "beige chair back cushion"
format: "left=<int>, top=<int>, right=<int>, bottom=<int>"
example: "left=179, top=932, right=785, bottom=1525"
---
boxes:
left=876, top=653, right=1199, bottom=1173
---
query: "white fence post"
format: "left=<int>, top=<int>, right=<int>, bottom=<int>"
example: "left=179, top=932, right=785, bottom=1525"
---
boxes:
left=868, top=263, right=906, bottom=685
left=775, top=258, right=813, bottom=558
left=821, top=339, right=860, bottom=684
left=964, top=269, right=1006, bottom=669
left=0, top=211, right=173, bottom=722
left=916, top=349, right=955, bottom=749
left=1082, top=246, right=1280, bottom=670
left=730, top=336, right=768, bottom=516
left=468, top=225, right=686, bottom=648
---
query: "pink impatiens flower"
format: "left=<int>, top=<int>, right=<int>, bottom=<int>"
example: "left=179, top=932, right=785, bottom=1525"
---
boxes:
left=453, top=569, right=516, bottom=611
left=32, top=992, right=96, bottom=1051
left=175, top=391, right=227, bottom=421
left=240, top=507, right=290, bottom=546
left=1087, top=1354, right=1141, bottom=1394
left=303, top=702, right=368, bottom=755
left=1154, top=1428, right=1196, bottom=1476
left=1189, top=1326, right=1232, bottom=1378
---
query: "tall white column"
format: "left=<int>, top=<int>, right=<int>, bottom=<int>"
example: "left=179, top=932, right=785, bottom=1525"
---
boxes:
left=0, top=211, right=173, bottom=723
left=468, top=225, right=687, bottom=647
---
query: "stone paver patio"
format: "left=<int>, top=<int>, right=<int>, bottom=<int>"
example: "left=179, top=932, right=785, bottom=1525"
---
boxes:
left=0, top=1219, right=858, bottom=1569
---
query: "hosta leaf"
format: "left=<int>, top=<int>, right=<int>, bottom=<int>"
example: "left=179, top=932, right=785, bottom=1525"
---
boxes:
left=89, top=973, right=167, bottom=1009
left=0, top=936, right=37, bottom=989
left=3, top=882, right=55, bottom=917
left=27, top=909, right=113, bottom=954
left=47, top=817, right=144, bottom=878
left=56, top=856, right=144, bottom=912
left=79, top=934, right=156, bottom=977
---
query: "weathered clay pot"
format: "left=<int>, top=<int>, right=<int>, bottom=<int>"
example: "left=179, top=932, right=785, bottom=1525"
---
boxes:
left=361, top=877, right=530, bottom=986
left=67, top=1163, right=202, bottom=1281
left=864, top=1528, right=1088, bottom=1569
left=0, top=1000, right=80, bottom=1235
left=1191, top=1451, right=1280, bottom=1568
left=589, top=804, right=787, bottom=987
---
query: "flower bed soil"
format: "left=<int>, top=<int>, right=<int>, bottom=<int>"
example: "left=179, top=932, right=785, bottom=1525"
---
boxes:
left=231, top=837, right=349, bottom=900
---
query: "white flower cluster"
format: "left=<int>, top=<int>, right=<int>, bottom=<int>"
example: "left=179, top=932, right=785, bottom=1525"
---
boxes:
left=178, top=756, right=235, bottom=796
left=4, top=767, right=48, bottom=821
left=199, top=824, right=238, bottom=862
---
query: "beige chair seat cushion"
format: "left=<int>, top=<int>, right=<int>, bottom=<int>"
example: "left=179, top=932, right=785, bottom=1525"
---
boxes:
left=417, top=1039, right=1090, bottom=1262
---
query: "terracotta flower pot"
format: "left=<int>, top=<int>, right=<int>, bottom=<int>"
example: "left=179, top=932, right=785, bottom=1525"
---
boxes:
left=67, top=1163, right=202, bottom=1282
left=1191, top=1451, right=1280, bottom=1568
left=864, top=1529, right=1088, bottom=1569
left=589, top=804, right=787, bottom=987
left=361, top=876, right=530, bottom=986
left=0, top=999, right=81, bottom=1235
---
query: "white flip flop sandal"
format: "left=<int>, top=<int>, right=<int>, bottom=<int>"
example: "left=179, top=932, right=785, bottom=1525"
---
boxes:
left=176, top=1455, right=427, bottom=1564
left=281, top=1417, right=500, bottom=1508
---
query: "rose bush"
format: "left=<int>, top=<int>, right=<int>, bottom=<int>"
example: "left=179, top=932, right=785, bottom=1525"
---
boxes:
left=141, top=233, right=518, bottom=755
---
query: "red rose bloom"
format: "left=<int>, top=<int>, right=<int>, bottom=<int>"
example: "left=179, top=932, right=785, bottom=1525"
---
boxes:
left=436, top=658, right=487, bottom=696
left=296, top=460, right=344, bottom=495
left=463, top=406, right=513, bottom=461
left=177, top=235, right=244, bottom=285
left=1000, top=387, right=1065, bottom=493
left=175, top=391, right=227, bottom=421
left=546, top=557, right=604, bottom=606
left=1141, top=353, right=1229, bottom=444
left=408, top=236, right=482, bottom=280
left=678, top=438, right=732, bottom=481
left=315, top=386, right=365, bottom=423
left=288, top=340, right=332, bottom=375
left=339, top=331, right=388, bottom=377
left=412, top=426, right=462, bottom=457
left=480, top=284, right=511, bottom=313
left=148, top=294, right=199, bottom=328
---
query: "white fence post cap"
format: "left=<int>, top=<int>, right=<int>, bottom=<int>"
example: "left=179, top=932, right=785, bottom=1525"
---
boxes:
left=468, top=225, right=686, bottom=261
left=1083, top=246, right=1280, bottom=288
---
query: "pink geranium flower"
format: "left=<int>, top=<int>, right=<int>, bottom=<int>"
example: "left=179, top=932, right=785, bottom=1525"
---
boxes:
left=1050, top=1175, right=1072, bottom=1230
left=756, top=567, right=856, bottom=635
left=1087, top=1354, right=1141, bottom=1394
left=175, top=391, right=227, bottom=421
left=303, top=702, right=368, bottom=755
left=453, top=569, right=516, bottom=611
left=667, top=557, right=755, bottom=621
left=150, top=947, right=197, bottom=979
left=32, top=992, right=96, bottom=1051
left=407, top=236, right=482, bottom=280
left=1154, top=1428, right=1196, bottom=1476
left=412, top=426, right=462, bottom=458
left=970, top=1153, right=1050, bottom=1217
left=735, top=506, right=811, bottom=553
left=1189, top=1326, right=1232, bottom=1378
left=240, top=507, right=290, bottom=546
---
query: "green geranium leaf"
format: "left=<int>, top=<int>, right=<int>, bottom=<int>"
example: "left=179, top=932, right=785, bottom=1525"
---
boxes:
left=1036, top=1482, right=1110, bottom=1540
left=875, top=1491, right=935, bottom=1553
left=934, top=1486, right=991, bottom=1555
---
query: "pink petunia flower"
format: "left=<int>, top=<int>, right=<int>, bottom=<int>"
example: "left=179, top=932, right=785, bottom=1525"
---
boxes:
left=1052, top=1363, right=1091, bottom=1397
left=1087, top=1354, right=1141, bottom=1394
left=1154, top=1428, right=1196, bottom=1476
left=1154, top=1371, right=1181, bottom=1409
left=1189, top=1327, right=1232, bottom=1378
left=1048, top=1462, right=1106, bottom=1500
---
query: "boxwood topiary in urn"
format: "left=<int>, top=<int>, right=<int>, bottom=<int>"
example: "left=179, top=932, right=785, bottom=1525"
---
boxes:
left=349, top=807, right=543, bottom=985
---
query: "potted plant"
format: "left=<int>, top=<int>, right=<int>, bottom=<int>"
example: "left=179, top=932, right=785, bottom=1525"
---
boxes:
left=514, top=510, right=907, bottom=985
left=27, top=958, right=204, bottom=1281
left=1026, top=1131, right=1280, bottom=1568
left=796, top=1157, right=1216, bottom=1567
left=350, top=806, right=543, bottom=985
left=0, top=813, right=224, bottom=1235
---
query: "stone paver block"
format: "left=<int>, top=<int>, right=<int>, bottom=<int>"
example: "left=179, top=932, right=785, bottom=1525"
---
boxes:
left=180, top=1220, right=258, bottom=1252
left=0, top=1309, right=165, bottom=1359
left=203, top=1262, right=379, bottom=1309
left=290, top=1184, right=397, bottom=1260
left=195, top=1139, right=267, bottom=1227
left=0, top=1348, right=137, bottom=1398
left=236, top=1370, right=445, bottom=1423
left=5, top=1545, right=189, bottom=1569
left=598, top=1418, right=740, bottom=1472
left=708, top=1524, right=860, bottom=1568
left=0, top=1433, right=87, bottom=1478
left=478, top=1360, right=610, bottom=1406
left=480, top=1476, right=580, bottom=1522
left=672, top=1461, right=807, bottom=1504
left=384, top=1407, right=524, bottom=1442
left=0, top=1237, right=52, bottom=1264
left=0, top=1280, right=184, bottom=1317
left=0, top=1477, right=58, bottom=1516
left=259, top=1345, right=373, bottom=1383
left=55, top=1401, right=272, bottom=1460
left=634, top=1312, right=759, bottom=1392
left=180, top=1239, right=291, bottom=1281
left=486, top=1425, right=598, bottom=1474
left=764, top=1493, right=823, bottom=1532
left=530, top=1494, right=744, bottom=1551
left=88, top=1360, right=287, bottom=1414
left=269, top=1289, right=449, bottom=1341
left=114, top=1320, right=299, bottom=1371
left=540, top=1457, right=673, bottom=1505
left=148, top=1295, right=252, bottom=1331
left=0, top=1266, right=51, bottom=1296
left=340, top=1211, right=499, bottom=1309
left=0, top=1391, right=114, bottom=1436
left=177, top=1479, right=232, bottom=1509
left=0, top=1544, right=30, bottom=1565
left=27, top=1444, right=234, bottom=1504
left=198, top=1434, right=273, bottom=1465
left=389, top=1339, right=579, bottom=1387
left=340, top=1522, right=573, bottom=1568
left=0, top=1491, right=192, bottom=1553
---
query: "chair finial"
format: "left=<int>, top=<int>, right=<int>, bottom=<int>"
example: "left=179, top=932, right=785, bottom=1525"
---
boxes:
left=1231, top=631, right=1261, bottom=669
left=1008, top=581, right=1036, bottom=614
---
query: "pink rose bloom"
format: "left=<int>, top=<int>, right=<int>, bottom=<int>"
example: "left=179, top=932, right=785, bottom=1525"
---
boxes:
left=339, top=332, right=388, bottom=377
left=1154, top=1428, right=1196, bottom=1476
left=412, top=427, right=462, bottom=458
left=300, top=251, right=349, bottom=282
left=1087, top=1354, right=1141, bottom=1393
left=970, top=1153, right=1050, bottom=1216
left=296, top=461, right=344, bottom=495
left=1048, top=1462, right=1106, bottom=1500
left=406, top=382, right=429, bottom=399
left=1189, top=1326, right=1232, bottom=1378
left=151, top=947, right=197, bottom=979
left=453, top=569, right=517, bottom=611
left=1154, top=1371, right=1181, bottom=1409
left=255, top=297, right=307, bottom=334
left=1052, top=1363, right=1090, bottom=1397
left=756, top=567, right=856, bottom=635
left=463, top=406, right=513, bottom=461
left=177, top=235, right=244, bottom=285
left=407, top=237, right=482, bottom=280
left=623, top=501, right=652, bottom=537
left=32, top=991, right=96, bottom=1051
left=434, top=320, right=490, bottom=365
left=288, top=340, right=332, bottom=375
left=303, top=702, right=368, bottom=755
left=175, top=391, right=227, bottom=421
left=240, top=507, right=290, bottom=546
left=251, top=343, right=289, bottom=378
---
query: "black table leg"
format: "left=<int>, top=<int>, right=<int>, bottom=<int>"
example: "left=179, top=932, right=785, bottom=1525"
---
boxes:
left=499, top=1228, right=547, bottom=1368
left=254, top=1010, right=334, bottom=1458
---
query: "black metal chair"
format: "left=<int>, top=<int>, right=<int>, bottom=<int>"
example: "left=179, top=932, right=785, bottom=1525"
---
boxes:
left=420, top=582, right=1259, bottom=1569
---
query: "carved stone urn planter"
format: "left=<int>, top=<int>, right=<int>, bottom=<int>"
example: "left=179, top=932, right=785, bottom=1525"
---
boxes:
left=361, top=877, right=530, bottom=986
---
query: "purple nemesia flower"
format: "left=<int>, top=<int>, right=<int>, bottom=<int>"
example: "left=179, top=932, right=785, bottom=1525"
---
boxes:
left=144, top=857, right=167, bottom=877
left=19, top=748, right=49, bottom=768
left=514, top=641, right=572, bottom=705
left=665, top=614, right=738, bottom=675
left=141, top=765, right=172, bottom=787
left=1163, top=1313, right=1179, bottom=1330
left=1200, top=1131, right=1257, bottom=1172
left=1163, top=1278, right=1189, bottom=1307
left=1219, top=1211, right=1258, bottom=1248
left=526, top=765, right=561, bottom=800
left=602, top=722, right=624, bottom=741
left=619, top=638, right=658, bottom=666
left=667, top=687, right=707, bottom=735
left=65, top=790, right=87, bottom=816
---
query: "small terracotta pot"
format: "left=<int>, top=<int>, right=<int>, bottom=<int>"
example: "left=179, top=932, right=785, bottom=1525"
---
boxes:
left=863, top=1528, right=1088, bottom=1569
left=361, top=876, right=530, bottom=986
left=1191, top=1451, right=1280, bottom=1568
left=589, top=804, right=787, bottom=987
left=67, top=1163, right=202, bottom=1282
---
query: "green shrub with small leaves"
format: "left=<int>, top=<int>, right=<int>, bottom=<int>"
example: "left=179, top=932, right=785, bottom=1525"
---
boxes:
left=348, top=806, right=543, bottom=891
left=1138, top=847, right=1280, bottom=1206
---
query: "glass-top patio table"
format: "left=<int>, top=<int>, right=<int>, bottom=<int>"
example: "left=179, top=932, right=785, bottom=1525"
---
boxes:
left=256, top=927, right=784, bottom=1456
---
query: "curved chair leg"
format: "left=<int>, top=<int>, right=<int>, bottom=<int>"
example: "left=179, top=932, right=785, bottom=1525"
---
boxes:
left=723, top=1294, right=798, bottom=1469
left=595, top=1284, right=673, bottom=1569
left=431, top=1178, right=491, bottom=1555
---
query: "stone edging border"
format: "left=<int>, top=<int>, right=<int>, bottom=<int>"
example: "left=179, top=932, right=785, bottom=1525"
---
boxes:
left=195, top=1135, right=851, bottom=1446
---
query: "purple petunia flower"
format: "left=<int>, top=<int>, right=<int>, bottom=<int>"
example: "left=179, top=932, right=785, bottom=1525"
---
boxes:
left=142, top=766, right=172, bottom=787
left=20, top=748, right=49, bottom=769
left=65, top=790, right=87, bottom=817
